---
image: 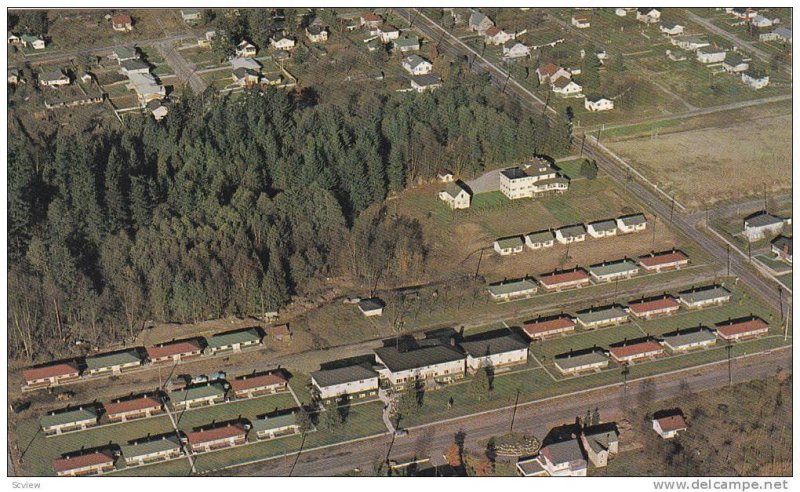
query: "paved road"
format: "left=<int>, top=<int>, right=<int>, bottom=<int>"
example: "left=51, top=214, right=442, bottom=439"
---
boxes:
left=395, top=8, right=787, bottom=315
left=218, top=346, right=791, bottom=476
left=20, top=33, right=195, bottom=66
left=156, top=41, right=207, bottom=93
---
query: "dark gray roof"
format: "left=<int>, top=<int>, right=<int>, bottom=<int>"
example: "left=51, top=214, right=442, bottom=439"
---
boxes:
left=500, top=167, right=528, bottom=180
left=588, top=219, right=618, bottom=232
left=576, top=306, right=628, bottom=324
left=375, top=345, right=465, bottom=372
left=583, top=426, right=618, bottom=453
left=661, top=328, right=717, bottom=348
left=443, top=181, right=467, bottom=198
left=745, top=211, right=785, bottom=228
left=527, top=230, right=554, bottom=244
left=460, top=333, right=528, bottom=358
left=495, top=236, right=524, bottom=249
left=774, top=27, right=792, bottom=39
left=121, top=59, right=150, bottom=71
left=679, top=286, right=731, bottom=304
left=404, top=54, right=430, bottom=69
left=487, top=278, right=537, bottom=296
left=558, top=224, right=587, bottom=237
left=541, top=438, right=586, bottom=464
left=358, top=298, right=385, bottom=311
left=311, top=365, right=378, bottom=387
left=554, top=350, right=608, bottom=370
left=618, top=213, right=647, bottom=226
left=589, top=260, right=639, bottom=277
left=412, top=74, right=441, bottom=87
left=724, top=52, right=745, bottom=66
left=771, top=235, right=792, bottom=254
left=40, top=407, right=99, bottom=428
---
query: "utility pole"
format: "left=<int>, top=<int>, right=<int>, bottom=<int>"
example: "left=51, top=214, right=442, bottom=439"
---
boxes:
left=784, top=310, right=790, bottom=342
left=726, top=341, right=733, bottom=387
left=622, top=364, right=630, bottom=406
left=651, top=216, right=657, bottom=250
left=579, top=134, right=586, bottom=157
left=727, top=244, right=731, bottom=276
left=475, top=248, right=485, bottom=279
left=509, top=388, right=521, bottom=432
left=669, top=197, right=675, bottom=223
left=747, top=242, right=752, bottom=263
left=778, top=286, right=783, bottom=322
left=596, top=124, right=604, bottom=145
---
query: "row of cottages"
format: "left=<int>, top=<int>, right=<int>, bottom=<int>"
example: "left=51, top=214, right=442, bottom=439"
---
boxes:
left=771, top=235, right=792, bottom=264
left=40, top=407, right=100, bottom=435
left=169, top=382, right=227, bottom=411
left=554, top=350, right=609, bottom=375
left=460, top=333, right=529, bottom=373
left=120, top=436, right=183, bottom=467
left=499, top=159, right=570, bottom=200
left=588, top=259, right=640, bottom=283
left=104, top=394, right=163, bottom=423
left=487, top=278, right=539, bottom=301
left=22, top=362, right=80, bottom=389
left=538, top=269, right=591, bottom=292
left=438, top=181, right=472, bottom=210
left=670, top=35, right=710, bottom=52
left=52, top=450, right=116, bottom=476
left=85, top=349, right=143, bottom=376
left=8, top=33, right=46, bottom=50
left=38, top=69, right=71, bottom=87
left=627, top=295, right=681, bottom=320
left=608, top=340, right=665, bottom=364
left=251, top=413, right=300, bottom=440
left=575, top=305, right=629, bottom=329
left=678, top=285, right=731, bottom=309
left=229, top=372, right=288, bottom=399
left=147, top=339, right=203, bottom=364
left=743, top=211, right=791, bottom=242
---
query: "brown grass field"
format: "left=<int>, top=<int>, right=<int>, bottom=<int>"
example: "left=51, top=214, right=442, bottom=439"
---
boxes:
left=606, top=112, right=792, bottom=209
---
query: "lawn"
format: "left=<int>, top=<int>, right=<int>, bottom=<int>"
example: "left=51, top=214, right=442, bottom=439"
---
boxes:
left=776, top=273, right=792, bottom=290
left=754, top=254, right=792, bottom=274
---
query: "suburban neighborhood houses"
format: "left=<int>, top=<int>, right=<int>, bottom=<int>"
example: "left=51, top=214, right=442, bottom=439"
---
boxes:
left=5, top=5, right=791, bottom=481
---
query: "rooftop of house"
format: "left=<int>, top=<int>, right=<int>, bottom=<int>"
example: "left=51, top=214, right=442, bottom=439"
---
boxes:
left=552, top=77, right=578, bottom=89
left=52, top=450, right=114, bottom=473
left=375, top=344, right=465, bottom=372
left=412, top=74, right=441, bottom=87
left=679, top=285, right=731, bottom=303
left=39, top=70, right=67, bottom=82
left=488, top=278, right=538, bottom=296
left=306, top=25, right=326, bottom=35
left=358, top=298, right=385, bottom=312
left=146, top=339, right=203, bottom=359
left=609, top=340, right=663, bottom=358
left=588, top=219, right=618, bottom=232
left=495, top=236, right=524, bottom=249
left=540, top=438, right=586, bottom=465
left=628, top=296, right=679, bottom=313
left=485, top=26, right=501, bottom=36
left=251, top=412, right=298, bottom=432
left=582, top=424, right=619, bottom=453
left=654, top=414, right=687, bottom=432
left=113, top=46, right=138, bottom=59
left=724, top=52, right=745, bottom=66
left=773, top=26, right=792, bottom=38
left=23, top=361, right=79, bottom=381
left=661, top=327, right=717, bottom=347
left=618, top=213, right=647, bottom=226
left=554, top=350, right=607, bottom=370
left=205, top=328, right=261, bottom=349
left=576, top=306, right=628, bottom=324
left=231, top=57, right=262, bottom=71
left=112, top=14, right=132, bottom=24
left=527, top=229, right=555, bottom=243
left=120, top=435, right=181, bottom=458
left=589, top=260, right=639, bottom=277
left=168, top=382, right=226, bottom=403
left=404, top=54, right=430, bottom=68
left=121, top=59, right=149, bottom=71
left=459, top=332, right=528, bottom=358
left=395, top=36, right=420, bottom=48
left=229, top=372, right=287, bottom=392
left=772, top=235, right=792, bottom=254
left=104, top=395, right=162, bottom=415
left=311, top=364, right=378, bottom=387
left=185, top=423, right=247, bottom=444
left=661, top=20, right=683, bottom=29
left=539, top=269, right=589, bottom=285
left=698, top=45, right=725, bottom=54
left=715, top=317, right=769, bottom=336
left=85, top=349, right=142, bottom=370
left=523, top=315, right=575, bottom=335
left=558, top=224, right=587, bottom=237
left=638, top=250, right=689, bottom=267
left=744, top=211, right=786, bottom=228
left=40, top=406, right=99, bottom=428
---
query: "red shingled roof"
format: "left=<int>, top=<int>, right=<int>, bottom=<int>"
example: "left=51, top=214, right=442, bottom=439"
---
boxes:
left=639, top=251, right=689, bottom=268
left=523, top=316, right=575, bottom=337
left=23, top=362, right=80, bottom=382
left=716, top=318, right=769, bottom=338
left=146, top=340, right=202, bottom=360
left=655, top=414, right=687, bottom=432
left=229, top=373, right=287, bottom=392
left=609, top=341, right=663, bottom=359
left=537, top=62, right=560, bottom=76
left=485, top=26, right=501, bottom=36
left=104, top=395, right=162, bottom=416
left=628, top=296, right=679, bottom=314
left=539, top=269, right=589, bottom=287
left=267, top=324, right=291, bottom=336
left=185, top=424, right=247, bottom=445
left=362, top=12, right=381, bottom=22
left=52, top=450, right=114, bottom=473
left=112, top=14, right=132, bottom=25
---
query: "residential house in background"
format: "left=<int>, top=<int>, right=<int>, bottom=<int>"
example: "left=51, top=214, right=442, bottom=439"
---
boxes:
left=104, top=395, right=163, bottom=422
left=7, top=67, right=20, bottom=85
left=120, top=59, right=151, bottom=75
left=552, top=76, right=583, bottom=96
left=571, top=15, right=591, bottom=28
left=750, top=14, right=776, bottom=28
left=305, top=25, right=329, bottom=43
left=660, top=328, right=717, bottom=353
left=743, top=211, right=791, bottom=241
left=742, top=70, right=769, bottom=89
left=111, top=14, right=133, bottom=32
left=229, top=372, right=288, bottom=398
left=538, top=269, right=590, bottom=291
left=127, top=72, right=165, bottom=107
left=40, top=407, right=100, bottom=435
left=771, top=235, right=792, bottom=263
left=266, top=324, right=292, bottom=343
left=609, top=340, right=665, bottom=364
left=660, top=21, right=684, bottom=36
left=358, top=298, right=385, bottom=317
left=376, top=24, right=400, bottom=43
left=554, top=350, right=609, bottom=375
left=271, top=36, right=296, bottom=51
left=110, top=46, right=139, bottom=63
left=503, top=40, right=530, bottom=59
left=251, top=413, right=300, bottom=440
left=488, top=278, right=538, bottom=301
left=311, top=364, right=379, bottom=403
left=23, top=361, right=80, bottom=389
left=722, top=52, right=749, bottom=72
left=652, top=414, right=687, bottom=439
left=636, top=8, right=661, bottom=23
left=180, top=9, right=203, bottom=23
left=499, top=161, right=568, bottom=199
left=627, top=296, right=680, bottom=319
left=147, top=339, right=203, bottom=364
left=169, top=382, right=227, bottom=410
left=523, top=315, right=575, bottom=340
left=120, top=436, right=182, bottom=467
left=438, top=181, right=472, bottom=209
left=715, top=317, right=770, bottom=341
left=411, top=74, right=443, bottom=93
left=394, top=36, right=420, bottom=52
left=536, top=62, right=571, bottom=84
left=555, top=224, right=587, bottom=244
left=587, top=219, right=618, bottom=238
left=21, top=34, right=46, bottom=50
left=588, top=260, right=640, bottom=283
left=671, top=35, right=710, bottom=51
left=616, top=213, right=647, bottom=233
left=581, top=424, right=619, bottom=468
left=374, top=344, right=466, bottom=388
left=85, top=349, right=143, bottom=376
left=584, top=96, right=614, bottom=112
left=205, top=328, right=262, bottom=354
left=402, top=54, right=433, bottom=75
left=236, top=40, right=257, bottom=57
left=696, top=45, right=726, bottom=64
left=494, top=236, right=525, bottom=256
left=52, top=450, right=115, bottom=476
left=525, top=229, right=555, bottom=250
left=484, top=26, right=512, bottom=45
left=536, top=439, right=588, bottom=476
left=460, top=332, right=529, bottom=373
left=39, top=69, right=70, bottom=87
left=638, top=250, right=690, bottom=272
left=360, top=12, right=383, bottom=29
left=185, top=423, right=248, bottom=453
left=468, top=11, right=494, bottom=34
left=678, top=286, right=731, bottom=309
left=576, top=306, right=629, bottom=329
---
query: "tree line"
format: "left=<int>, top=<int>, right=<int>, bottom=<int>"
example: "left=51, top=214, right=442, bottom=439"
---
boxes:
left=8, top=73, right=572, bottom=361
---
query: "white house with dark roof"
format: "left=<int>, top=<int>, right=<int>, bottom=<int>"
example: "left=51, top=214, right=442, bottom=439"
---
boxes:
left=503, top=40, right=530, bottom=59
left=696, top=46, right=726, bottom=64
left=743, top=212, right=791, bottom=241
left=525, top=230, right=555, bottom=250
left=555, top=224, right=587, bottom=244
left=581, top=424, right=619, bottom=468
left=468, top=11, right=494, bottom=34
left=536, top=439, right=588, bottom=476
left=438, top=181, right=470, bottom=209
left=402, top=54, right=433, bottom=75
left=460, top=332, right=529, bottom=373
left=311, top=364, right=379, bottom=402
left=660, top=21, right=685, bottom=36
left=552, top=76, right=582, bottom=96
left=494, top=236, right=525, bottom=255
left=374, top=344, right=466, bottom=388
left=488, top=278, right=538, bottom=301
left=358, top=298, right=385, bottom=317
left=678, top=286, right=731, bottom=308
left=554, top=350, right=608, bottom=374
left=616, top=214, right=647, bottom=233
left=722, top=52, right=749, bottom=72
left=588, top=260, right=640, bottom=283
left=585, top=96, right=614, bottom=112
left=587, top=219, right=618, bottom=238
left=771, top=236, right=792, bottom=263
left=742, top=70, right=769, bottom=89
left=411, top=74, right=442, bottom=93
left=576, top=306, right=629, bottom=329
left=499, top=161, right=567, bottom=199
left=660, top=327, right=717, bottom=353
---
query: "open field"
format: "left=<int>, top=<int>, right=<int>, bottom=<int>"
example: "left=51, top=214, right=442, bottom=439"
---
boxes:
left=606, top=114, right=791, bottom=209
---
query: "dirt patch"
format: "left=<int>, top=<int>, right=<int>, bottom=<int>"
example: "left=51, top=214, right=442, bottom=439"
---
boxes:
left=606, top=113, right=792, bottom=209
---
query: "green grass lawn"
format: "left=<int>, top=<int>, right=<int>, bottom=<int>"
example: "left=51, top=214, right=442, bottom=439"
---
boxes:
left=754, top=254, right=792, bottom=274
left=555, top=158, right=589, bottom=180
left=777, top=273, right=792, bottom=290
left=174, top=392, right=298, bottom=431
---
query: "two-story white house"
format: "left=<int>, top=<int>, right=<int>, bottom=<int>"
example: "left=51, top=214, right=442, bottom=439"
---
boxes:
left=310, top=364, right=379, bottom=403
left=374, top=344, right=466, bottom=388
left=402, top=54, right=433, bottom=75
left=460, top=332, right=529, bottom=373
left=438, top=181, right=471, bottom=209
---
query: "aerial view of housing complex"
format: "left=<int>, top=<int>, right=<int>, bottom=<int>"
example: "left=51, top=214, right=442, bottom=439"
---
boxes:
left=5, top=4, right=793, bottom=483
